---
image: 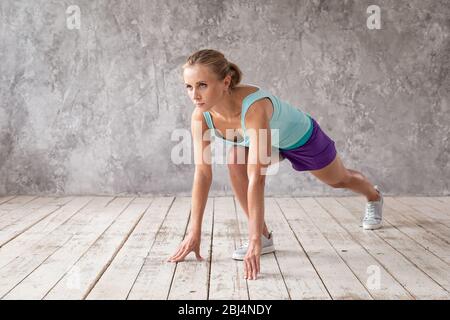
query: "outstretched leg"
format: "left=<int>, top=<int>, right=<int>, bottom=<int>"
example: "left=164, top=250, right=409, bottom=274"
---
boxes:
left=309, top=154, right=380, bottom=201
left=310, top=153, right=383, bottom=230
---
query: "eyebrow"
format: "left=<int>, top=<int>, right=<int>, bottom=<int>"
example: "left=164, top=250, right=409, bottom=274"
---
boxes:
left=185, top=81, right=207, bottom=85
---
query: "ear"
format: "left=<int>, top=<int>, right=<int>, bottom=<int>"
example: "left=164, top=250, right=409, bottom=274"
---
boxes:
left=223, top=74, right=232, bottom=91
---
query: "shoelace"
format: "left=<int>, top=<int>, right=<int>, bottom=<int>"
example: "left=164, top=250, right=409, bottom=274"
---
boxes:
left=365, top=202, right=376, bottom=220
left=365, top=190, right=382, bottom=221
left=237, top=233, right=272, bottom=249
left=238, top=241, right=249, bottom=249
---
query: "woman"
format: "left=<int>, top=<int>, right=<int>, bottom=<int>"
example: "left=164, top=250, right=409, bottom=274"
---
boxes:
left=168, top=49, right=383, bottom=280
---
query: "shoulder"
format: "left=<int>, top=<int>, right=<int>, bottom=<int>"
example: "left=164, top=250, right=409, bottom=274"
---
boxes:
left=191, top=107, right=206, bottom=121
left=191, top=108, right=209, bottom=133
left=244, top=99, right=271, bottom=128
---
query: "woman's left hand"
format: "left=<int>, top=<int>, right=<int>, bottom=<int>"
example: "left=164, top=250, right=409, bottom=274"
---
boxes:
left=244, top=239, right=261, bottom=280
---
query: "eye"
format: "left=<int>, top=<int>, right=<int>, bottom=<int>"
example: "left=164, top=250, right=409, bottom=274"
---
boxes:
left=185, top=83, right=207, bottom=89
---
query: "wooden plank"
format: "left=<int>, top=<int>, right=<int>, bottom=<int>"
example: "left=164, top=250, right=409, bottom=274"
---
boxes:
left=381, top=197, right=450, bottom=265
left=236, top=197, right=290, bottom=300
left=88, top=197, right=181, bottom=300
left=333, top=197, right=449, bottom=299
left=0, top=196, right=116, bottom=298
left=168, top=196, right=214, bottom=300
left=264, top=197, right=331, bottom=300
left=0, top=197, right=111, bottom=272
left=121, top=197, right=188, bottom=300
left=125, top=197, right=189, bottom=300
left=383, top=198, right=450, bottom=244
left=395, top=197, right=450, bottom=227
left=347, top=197, right=450, bottom=292
left=305, top=197, right=412, bottom=299
left=430, top=197, right=450, bottom=205
left=0, top=196, right=37, bottom=211
left=208, top=197, right=248, bottom=300
left=0, top=197, right=95, bottom=268
left=0, top=196, right=18, bottom=206
left=277, top=197, right=372, bottom=300
left=0, top=196, right=65, bottom=228
left=2, top=197, right=135, bottom=299
left=416, top=197, right=450, bottom=217
left=43, top=197, right=156, bottom=300
left=0, top=197, right=75, bottom=247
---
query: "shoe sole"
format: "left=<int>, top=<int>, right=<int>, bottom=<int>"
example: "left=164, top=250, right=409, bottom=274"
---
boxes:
left=363, top=223, right=382, bottom=230
left=232, top=245, right=276, bottom=261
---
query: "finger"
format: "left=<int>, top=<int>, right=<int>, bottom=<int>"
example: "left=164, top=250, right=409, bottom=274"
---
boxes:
left=251, top=258, right=257, bottom=280
left=168, top=248, right=183, bottom=262
left=167, top=247, right=183, bottom=262
left=170, top=247, right=188, bottom=262
left=173, top=249, right=190, bottom=262
left=244, top=259, right=249, bottom=279
left=256, top=256, right=260, bottom=275
left=247, top=259, right=254, bottom=280
left=171, top=253, right=185, bottom=262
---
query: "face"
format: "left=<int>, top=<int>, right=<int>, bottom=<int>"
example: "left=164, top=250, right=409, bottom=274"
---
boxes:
left=183, top=64, right=231, bottom=110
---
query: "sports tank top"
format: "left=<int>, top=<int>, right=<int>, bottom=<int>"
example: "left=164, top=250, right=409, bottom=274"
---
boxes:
left=202, top=85, right=313, bottom=150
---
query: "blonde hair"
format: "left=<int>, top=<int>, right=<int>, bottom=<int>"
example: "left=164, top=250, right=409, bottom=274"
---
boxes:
left=182, top=49, right=243, bottom=90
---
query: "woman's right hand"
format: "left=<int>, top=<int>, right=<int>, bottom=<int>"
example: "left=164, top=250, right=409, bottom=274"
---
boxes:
left=167, top=232, right=204, bottom=262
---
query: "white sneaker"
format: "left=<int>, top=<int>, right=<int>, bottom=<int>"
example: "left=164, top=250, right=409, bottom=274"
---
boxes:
left=362, top=185, right=383, bottom=230
left=232, top=231, right=275, bottom=260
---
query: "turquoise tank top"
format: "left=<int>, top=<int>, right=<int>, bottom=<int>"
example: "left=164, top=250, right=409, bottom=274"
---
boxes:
left=202, top=85, right=313, bottom=150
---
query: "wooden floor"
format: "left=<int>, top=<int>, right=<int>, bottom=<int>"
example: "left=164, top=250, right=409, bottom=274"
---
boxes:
left=0, top=195, right=449, bottom=300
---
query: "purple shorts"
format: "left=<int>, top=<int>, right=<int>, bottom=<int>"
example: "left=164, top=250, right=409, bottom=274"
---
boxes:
left=279, top=117, right=337, bottom=171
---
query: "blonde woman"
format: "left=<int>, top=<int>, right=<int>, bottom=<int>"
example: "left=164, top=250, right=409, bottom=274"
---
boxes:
left=168, top=49, right=383, bottom=280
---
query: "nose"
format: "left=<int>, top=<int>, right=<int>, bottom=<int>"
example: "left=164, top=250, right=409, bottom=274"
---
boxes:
left=193, top=89, right=201, bottom=101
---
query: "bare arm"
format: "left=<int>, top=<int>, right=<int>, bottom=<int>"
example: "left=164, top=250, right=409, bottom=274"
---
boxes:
left=189, top=108, right=213, bottom=235
left=189, top=171, right=212, bottom=235
left=243, top=100, right=272, bottom=279
left=168, top=108, right=212, bottom=262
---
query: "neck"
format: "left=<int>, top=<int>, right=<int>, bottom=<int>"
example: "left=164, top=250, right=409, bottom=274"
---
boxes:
left=210, top=90, right=241, bottom=120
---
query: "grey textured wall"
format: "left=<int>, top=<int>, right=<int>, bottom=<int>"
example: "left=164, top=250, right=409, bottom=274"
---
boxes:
left=0, top=0, right=449, bottom=196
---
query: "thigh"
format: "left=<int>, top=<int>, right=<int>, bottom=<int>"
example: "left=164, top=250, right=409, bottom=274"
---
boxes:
left=308, top=153, right=349, bottom=186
